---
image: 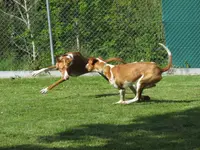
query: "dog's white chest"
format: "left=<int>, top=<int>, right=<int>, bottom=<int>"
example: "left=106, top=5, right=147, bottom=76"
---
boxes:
left=108, top=67, right=118, bottom=88
left=109, top=78, right=118, bottom=88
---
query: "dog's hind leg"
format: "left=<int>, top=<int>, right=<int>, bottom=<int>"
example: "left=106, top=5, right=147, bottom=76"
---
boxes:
left=123, top=74, right=158, bottom=104
left=124, top=75, right=161, bottom=104
left=129, top=84, right=150, bottom=102
left=129, top=85, right=136, bottom=95
left=120, top=75, right=145, bottom=104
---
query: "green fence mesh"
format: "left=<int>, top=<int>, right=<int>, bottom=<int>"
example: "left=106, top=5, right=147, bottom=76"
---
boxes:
left=162, top=0, right=200, bottom=68
left=0, top=0, right=164, bottom=71
left=1, top=0, right=200, bottom=70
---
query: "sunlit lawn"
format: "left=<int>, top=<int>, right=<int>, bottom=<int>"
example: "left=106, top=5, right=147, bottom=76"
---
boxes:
left=0, top=75, right=200, bottom=150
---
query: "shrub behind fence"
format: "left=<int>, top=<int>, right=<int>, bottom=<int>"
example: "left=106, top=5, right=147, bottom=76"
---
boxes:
left=0, top=0, right=166, bottom=71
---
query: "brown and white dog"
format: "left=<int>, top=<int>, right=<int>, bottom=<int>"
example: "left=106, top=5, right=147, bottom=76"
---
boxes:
left=32, top=52, right=125, bottom=94
left=85, top=43, right=172, bottom=104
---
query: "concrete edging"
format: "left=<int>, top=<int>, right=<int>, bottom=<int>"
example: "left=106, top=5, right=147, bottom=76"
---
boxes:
left=0, top=68, right=200, bottom=78
left=0, top=71, right=100, bottom=78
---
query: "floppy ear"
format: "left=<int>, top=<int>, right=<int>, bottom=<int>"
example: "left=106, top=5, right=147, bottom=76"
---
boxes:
left=56, top=56, right=62, bottom=62
left=88, top=57, right=98, bottom=65
left=92, top=58, right=98, bottom=65
left=66, top=57, right=73, bottom=65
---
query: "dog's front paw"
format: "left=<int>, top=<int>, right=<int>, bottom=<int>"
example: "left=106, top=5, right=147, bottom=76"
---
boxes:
left=40, top=88, right=48, bottom=94
left=120, top=101, right=129, bottom=105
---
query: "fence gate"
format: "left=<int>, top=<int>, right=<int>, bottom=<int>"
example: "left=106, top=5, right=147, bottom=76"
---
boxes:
left=162, top=0, right=200, bottom=68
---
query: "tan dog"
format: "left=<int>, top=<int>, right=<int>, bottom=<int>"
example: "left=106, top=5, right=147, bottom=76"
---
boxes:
left=85, top=43, right=172, bottom=104
left=32, top=52, right=125, bottom=94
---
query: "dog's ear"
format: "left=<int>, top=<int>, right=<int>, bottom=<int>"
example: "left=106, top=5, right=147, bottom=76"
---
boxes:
left=56, top=56, right=62, bottom=62
left=66, top=57, right=73, bottom=66
left=92, top=58, right=98, bottom=65
left=88, top=57, right=98, bottom=65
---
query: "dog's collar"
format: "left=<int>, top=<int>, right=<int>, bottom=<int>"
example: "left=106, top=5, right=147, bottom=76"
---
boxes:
left=98, top=72, right=109, bottom=81
left=101, top=63, right=114, bottom=83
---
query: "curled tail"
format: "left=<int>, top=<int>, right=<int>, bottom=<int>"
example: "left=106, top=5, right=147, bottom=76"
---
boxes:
left=159, top=43, right=172, bottom=72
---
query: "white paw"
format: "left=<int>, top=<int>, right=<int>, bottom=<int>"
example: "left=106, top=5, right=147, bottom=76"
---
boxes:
left=40, top=88, right=48, bottom=94
left=122, top=101, right=130, bottom=104
left=114, top=100, right=126, bottom=104
left=123, top=98, right=139, bottom=104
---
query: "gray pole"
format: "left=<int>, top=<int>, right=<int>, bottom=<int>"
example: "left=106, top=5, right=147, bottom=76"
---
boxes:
left=46, top=0, right=55, bottom=65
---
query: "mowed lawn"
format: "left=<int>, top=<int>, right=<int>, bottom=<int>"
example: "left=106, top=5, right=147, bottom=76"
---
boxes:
left=0, top=75, right=200, bottom=150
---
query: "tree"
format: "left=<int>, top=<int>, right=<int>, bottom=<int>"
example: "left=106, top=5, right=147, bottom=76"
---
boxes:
left=0, top=0, right=39, bottom=61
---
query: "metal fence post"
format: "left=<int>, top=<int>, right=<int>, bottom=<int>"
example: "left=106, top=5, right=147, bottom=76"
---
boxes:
left=46, top=0, right=55, bottom=65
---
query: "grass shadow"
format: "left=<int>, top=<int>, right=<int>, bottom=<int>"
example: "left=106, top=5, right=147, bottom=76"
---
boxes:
left=37, top=107, right=200, bottom=150
left=2, top=107, right=200, bottom=150
left=149, top=99, right=198, bottom=103
left=95, top=93, right=119, bottom=98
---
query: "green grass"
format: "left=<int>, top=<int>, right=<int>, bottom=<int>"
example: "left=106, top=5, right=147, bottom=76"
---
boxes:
left=0, top=75, right=200, bottom=150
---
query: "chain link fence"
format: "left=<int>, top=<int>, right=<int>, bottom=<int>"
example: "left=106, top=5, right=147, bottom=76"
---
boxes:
left=0, top=0, right=50, bottom=70
left=0, top=0, right=168, bottom=71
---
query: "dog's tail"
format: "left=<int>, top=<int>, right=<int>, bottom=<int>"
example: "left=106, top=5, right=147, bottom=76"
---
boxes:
left=159, top=43, right=172, bottom=72
left=105, top=57, right=126, bottom=64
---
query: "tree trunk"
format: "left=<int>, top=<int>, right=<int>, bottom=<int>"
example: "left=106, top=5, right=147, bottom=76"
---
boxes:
left=24, top=0, right=36, bottom=61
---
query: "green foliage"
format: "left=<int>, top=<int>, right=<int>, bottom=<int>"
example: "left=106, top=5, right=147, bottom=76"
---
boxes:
left=0, top=0, right=166, bottom=70
left=48, top=0, right=165, bottom=63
